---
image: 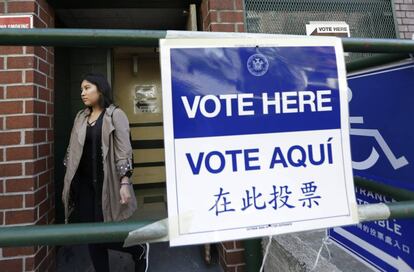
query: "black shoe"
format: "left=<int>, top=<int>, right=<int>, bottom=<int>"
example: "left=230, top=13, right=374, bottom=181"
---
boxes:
left=134, top=244, right=148, bottom=272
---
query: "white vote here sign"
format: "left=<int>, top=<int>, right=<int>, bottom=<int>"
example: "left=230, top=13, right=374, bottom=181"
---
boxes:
left=160, top=37, right=358, bottom=246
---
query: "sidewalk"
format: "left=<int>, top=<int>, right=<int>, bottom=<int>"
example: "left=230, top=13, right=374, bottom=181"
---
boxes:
left=56, top=242, right=222, bottom=272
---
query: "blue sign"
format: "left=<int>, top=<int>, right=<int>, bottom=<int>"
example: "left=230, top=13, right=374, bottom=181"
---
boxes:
left=329, top=61, right=414, bottom=271
left=161, top=37, right=358, bottom=246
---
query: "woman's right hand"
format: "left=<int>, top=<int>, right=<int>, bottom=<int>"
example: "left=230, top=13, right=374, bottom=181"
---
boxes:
left=120, top=184, right=132, bottom=205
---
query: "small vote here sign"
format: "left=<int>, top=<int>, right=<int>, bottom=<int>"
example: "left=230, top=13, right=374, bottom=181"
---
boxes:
left=160, top=37, right=358, bottom=246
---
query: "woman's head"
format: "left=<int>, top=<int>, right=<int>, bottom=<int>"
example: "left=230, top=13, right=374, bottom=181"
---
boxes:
left=80, top=73, right=113, bottom=109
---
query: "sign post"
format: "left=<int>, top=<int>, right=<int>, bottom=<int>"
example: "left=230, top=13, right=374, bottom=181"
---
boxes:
left=160, top=37, right=358, bottom=246
left=329, top=61, right=414, bottom=271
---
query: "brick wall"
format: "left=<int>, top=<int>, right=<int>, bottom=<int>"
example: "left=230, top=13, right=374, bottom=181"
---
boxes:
left=201, top=0, right=245, bottom=32
left=200, top=1, right=246, bottom=271
left=0, top=0, right=55, bottom=271
left=218, top=241, right=246, bottom=272
left=395, top=0, right=414, bottom=39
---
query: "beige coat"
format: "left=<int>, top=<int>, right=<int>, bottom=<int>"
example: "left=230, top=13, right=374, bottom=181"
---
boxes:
left=62, top=104, right=137, bottom=223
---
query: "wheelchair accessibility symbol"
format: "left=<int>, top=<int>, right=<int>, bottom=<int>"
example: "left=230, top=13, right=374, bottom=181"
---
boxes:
left=348, top=88, right=409, bottom=170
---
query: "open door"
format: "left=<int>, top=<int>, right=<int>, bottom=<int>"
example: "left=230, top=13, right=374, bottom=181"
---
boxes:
left=112, top=47, right=165, bottom=186
left=112, top=4, right=197, bottom=186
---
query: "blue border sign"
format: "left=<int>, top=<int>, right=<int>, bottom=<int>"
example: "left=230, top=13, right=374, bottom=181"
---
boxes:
left=329, top=61, right=414, bottom=271
left=161, top=38, right=358, bottom=246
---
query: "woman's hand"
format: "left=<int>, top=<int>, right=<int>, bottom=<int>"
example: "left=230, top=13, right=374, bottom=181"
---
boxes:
left=119, top=177, right=132, bottom=204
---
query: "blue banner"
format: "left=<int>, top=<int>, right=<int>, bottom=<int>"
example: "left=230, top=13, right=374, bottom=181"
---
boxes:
left=329, top=61, right=414, bottom=272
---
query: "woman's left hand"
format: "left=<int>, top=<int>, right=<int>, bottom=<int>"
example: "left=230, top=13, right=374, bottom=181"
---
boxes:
left=120, top=178, right=132, bottom=204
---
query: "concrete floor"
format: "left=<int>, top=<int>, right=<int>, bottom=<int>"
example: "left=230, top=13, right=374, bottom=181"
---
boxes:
left=56, top=188, right=222, bottom=272
left=56, top=242, right=222, bottom=272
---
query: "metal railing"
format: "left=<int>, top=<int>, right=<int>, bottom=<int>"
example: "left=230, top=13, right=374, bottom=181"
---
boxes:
left=0, top=28, right=413, bottom=249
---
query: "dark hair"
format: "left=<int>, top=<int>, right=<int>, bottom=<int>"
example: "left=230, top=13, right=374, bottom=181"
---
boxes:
left=81, top=72, right=113, bottom=109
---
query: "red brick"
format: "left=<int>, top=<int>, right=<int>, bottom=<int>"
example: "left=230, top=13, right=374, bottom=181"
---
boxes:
left=24, top=193, right=35, bottom=207
left=0, top=148, right=3, bottom=161
left=32, top=46, right=47, bottom=61
left=234, top=241, right=244, bottom=249
left=38, top=0, right=53, bottom=15
left=0, top=2, right=4, bottom=13
left=47, top=77, right=54, bottom=90
left=7, top=56, right=36, bottom=69
left=0, top=46, right=23, bottom=54
left=25, top=158, right=47, bottom=175
left=37, top=213, right=48, bottom=225
left=38, top=171, right=50, bottom=187
left=38, top=143, right=50, bottom=158
left=1, top=163, right=22, bottom=177
left=25, top=130, right=46, bottom=144
left=0, top=259, right=23, bottom=272
left=2, top=246, right=37, bottom=257
left=209, top=0, right=234, bottom=10
left=6, top=177, right=36, bottom=192
left=0, top=131, right=21, bottom=145
left=47, top=103, right=54, bottom=115
left=50, top=65, right=54, bottom=78
left=38, top=115, right=50, bottom=128
left=0, top=117, right=3, bottom=130
left=0, top=57, right=4, bottom=70
left=38, top=59, right=49, bottom=75
left=47, top=129, right=54, bottom=141
left=224, top=250, right=245, bottom=265
left=37, top=254, right=50, bottom=272
left=39, top=199, right=50, bottom=216
left=219, top=11, right=244, bottom=23
left=25, top=70, right=47, bottom=86
left=210, top=23, right=236, bottom=32
left=6, top=85, right=36, bottom=99
left=222, top=241, right=235, bottom=250
left=235, top=0, right=244, bottom=10
left=8, top=1, right=37, bottom=13
left=35, top=246, right=47, bottom=267
left=0, top=211, right=3, bottom=224
left=6, top=115, right=36, bottom=129
left=207, top=11, right=219, bottom=23
left=219, top=256, right=237, bottom=272
left=5, top=208, right=36, bottom=224
left=38, top=87, right=50, bottom=101
left=25, top=100, right=46, bottom=114
left=236, top=24, right=245, bottom=32
left=0, top=194, right=23, bottom=209
left=0, top=86, right=4, bottom=99
left=36, top=186, right=48, bottom=203
left=39, top=6, right=51, bottom=26
left=6, top=146, right=37, bottom=160
left=0, top=70, right=22, bottom=84
left=33, top=16, right=47, bottom=28
left=0, top=101, right=23, bottom=114
left=25, top=255, right=35, bottom=271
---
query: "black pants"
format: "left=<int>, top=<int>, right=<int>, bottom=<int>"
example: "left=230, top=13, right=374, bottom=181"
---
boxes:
left=73, top=178, right=145, bottom=272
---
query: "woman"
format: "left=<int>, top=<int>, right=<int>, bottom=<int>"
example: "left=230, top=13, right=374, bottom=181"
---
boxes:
left=61, top=73, right=147, bottom=272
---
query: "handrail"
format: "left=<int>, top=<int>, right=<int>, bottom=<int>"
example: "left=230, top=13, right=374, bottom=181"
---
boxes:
left=0, top=199, right=413, bottom=247
left=0, top=29, right=413, bottom=53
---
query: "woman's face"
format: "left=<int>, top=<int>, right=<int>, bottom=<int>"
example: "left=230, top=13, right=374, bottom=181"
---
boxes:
left=80, top=80, right=101, bottom=107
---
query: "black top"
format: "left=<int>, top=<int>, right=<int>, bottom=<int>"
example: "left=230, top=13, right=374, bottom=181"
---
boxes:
left=77, top=109, right=105, bottom=186
left=71, top=109, right=106, bottom=222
